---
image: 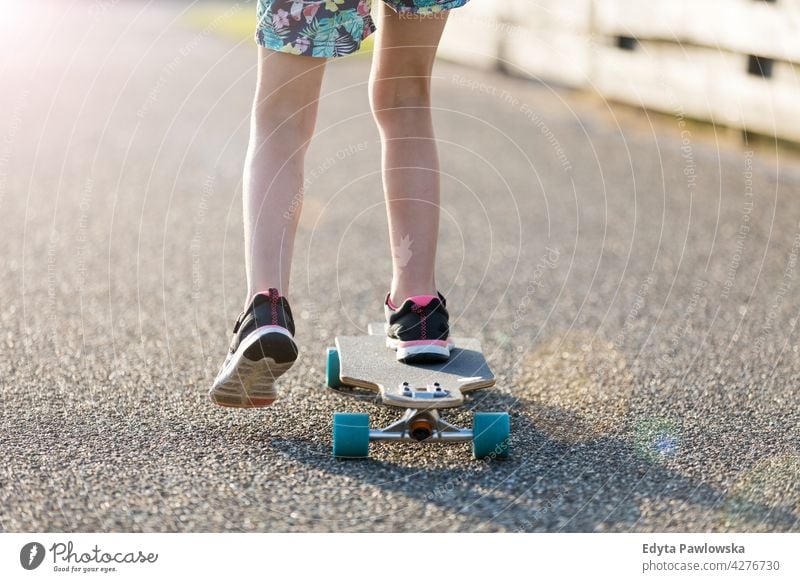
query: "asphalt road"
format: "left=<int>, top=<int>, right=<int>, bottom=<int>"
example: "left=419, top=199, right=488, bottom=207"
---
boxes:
left=1, top=0, right=799, bottom=532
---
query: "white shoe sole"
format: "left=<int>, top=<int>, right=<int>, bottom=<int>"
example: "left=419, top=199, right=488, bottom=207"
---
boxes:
left=385, top=336, right=453, bottom=362
left=209, top=327, right=297, bottom=408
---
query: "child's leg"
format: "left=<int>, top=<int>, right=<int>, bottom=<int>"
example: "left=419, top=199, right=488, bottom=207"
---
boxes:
left=369, top=4, right=449, bottom=306
left=210, top=49, right=326, bottom=408
left=244, top=48, right=327, bottom=304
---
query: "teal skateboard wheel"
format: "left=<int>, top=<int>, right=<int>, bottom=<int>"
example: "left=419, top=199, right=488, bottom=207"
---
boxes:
left=472, top=412, right=510, bottom=459
left=332, top=412, right=370, bottom=458
left=326, top=347, right=342, bottom=388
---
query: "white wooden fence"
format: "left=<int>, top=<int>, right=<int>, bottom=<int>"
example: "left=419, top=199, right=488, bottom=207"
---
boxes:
left=439, top=0, right=800, bottom=141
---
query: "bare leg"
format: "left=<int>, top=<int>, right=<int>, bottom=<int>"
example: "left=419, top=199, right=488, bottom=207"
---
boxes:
left=243, top=48, right=327, bottom=305
left=369, top=5, right=449, bottom=306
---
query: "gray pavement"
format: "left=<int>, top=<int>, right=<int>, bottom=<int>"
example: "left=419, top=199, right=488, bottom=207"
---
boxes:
left=1, top=0, right=799, bottom=532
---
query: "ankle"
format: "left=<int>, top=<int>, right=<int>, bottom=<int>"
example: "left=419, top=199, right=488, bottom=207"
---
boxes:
left=389, top=287, right=437, bottom=308
left=246, top=287, right=287, bottom=307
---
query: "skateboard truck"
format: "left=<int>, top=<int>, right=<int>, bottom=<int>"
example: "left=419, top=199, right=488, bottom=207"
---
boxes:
left=333, top=406, right=510, bottom=458
left=370, top=408, right=471, bottom=443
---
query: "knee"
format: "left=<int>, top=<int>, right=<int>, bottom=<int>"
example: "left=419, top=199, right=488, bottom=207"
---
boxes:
left=370, top=74, right=431, bottom=128
left=252, top=87, right=318, bottom=147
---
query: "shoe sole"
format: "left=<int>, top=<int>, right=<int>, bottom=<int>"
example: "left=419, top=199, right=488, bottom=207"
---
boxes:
left=209, top=327, right=297, bottom=408
left=386, top=337, right=452, bottom=363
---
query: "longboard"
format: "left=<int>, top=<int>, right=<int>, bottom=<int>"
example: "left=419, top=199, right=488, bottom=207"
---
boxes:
left=325, top=323, right=509, bottom=459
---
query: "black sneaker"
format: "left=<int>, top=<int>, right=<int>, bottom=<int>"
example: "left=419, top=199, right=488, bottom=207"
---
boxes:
left=209, top=288, right=298, bottom=408
left=385, top=292, right=454, bottom=363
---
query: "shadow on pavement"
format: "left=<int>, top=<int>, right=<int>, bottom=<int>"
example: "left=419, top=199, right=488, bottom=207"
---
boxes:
left=263, top=391, right=798, bottom=532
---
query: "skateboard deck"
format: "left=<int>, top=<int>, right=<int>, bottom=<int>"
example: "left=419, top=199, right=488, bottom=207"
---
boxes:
left=333, top=323, right=495, bottom=409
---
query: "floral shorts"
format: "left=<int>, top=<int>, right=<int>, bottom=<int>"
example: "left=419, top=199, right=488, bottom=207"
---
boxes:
left=256, top=0, right=471, bottom=58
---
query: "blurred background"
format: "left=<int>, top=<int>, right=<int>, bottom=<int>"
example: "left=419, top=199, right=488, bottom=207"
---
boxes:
left=442, top=0, right=800, bottom=142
